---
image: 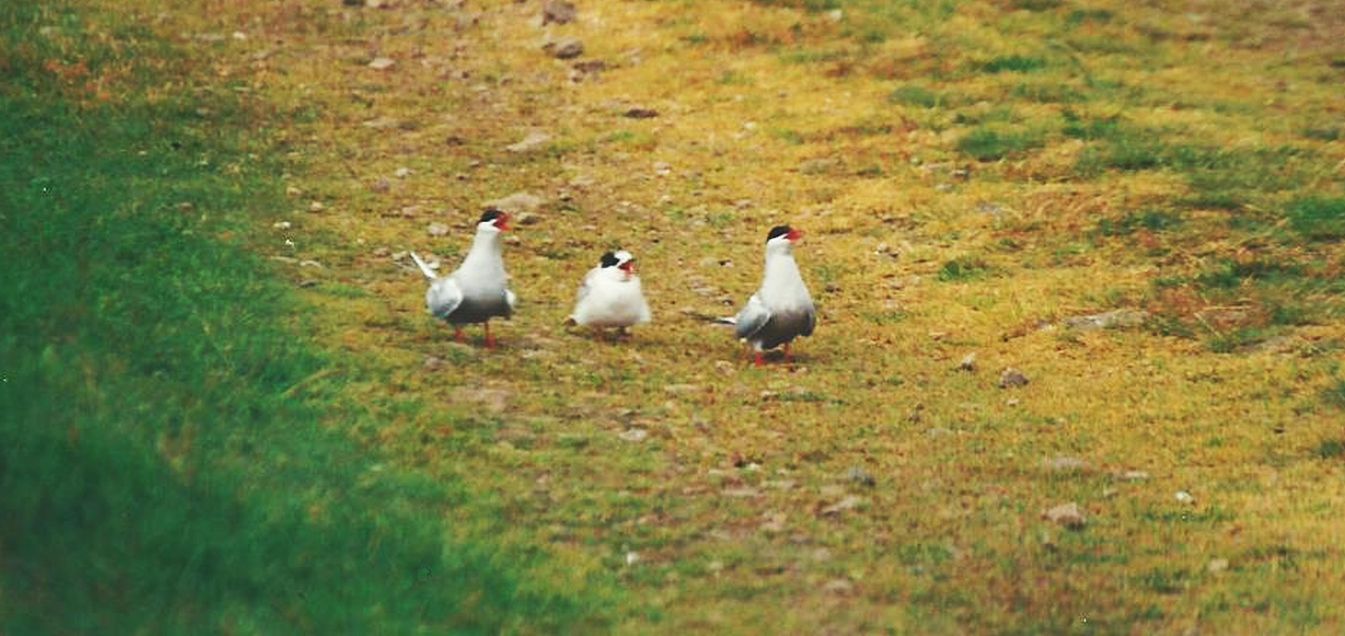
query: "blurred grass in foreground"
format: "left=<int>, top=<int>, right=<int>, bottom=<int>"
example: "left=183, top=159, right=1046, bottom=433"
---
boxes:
left=0, top=1, right=605, bottom=632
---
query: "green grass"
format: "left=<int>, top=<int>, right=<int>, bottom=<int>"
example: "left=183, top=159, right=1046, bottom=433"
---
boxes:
left=979, top=55, right=1048, bottom=74
left=958, top=127, right=1045, bottom=161
left=0, top=2, right=605, bottom=632
left=1286, top=197, right=1345, bottom=241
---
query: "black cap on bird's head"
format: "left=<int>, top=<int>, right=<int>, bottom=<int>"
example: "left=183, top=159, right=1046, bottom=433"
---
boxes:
left=478, top=207, right=511, bottom=231
left=599, top=249, right=636, bottom=273
left=766, top=225, right=803, bottom=243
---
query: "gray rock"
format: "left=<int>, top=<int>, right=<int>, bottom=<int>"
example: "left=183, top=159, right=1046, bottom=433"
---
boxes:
left=958, top=352, right=977, bottom=372
left=618, top=428, right=648, bottom=443
left=541, top=0, right=577, bottom=25
left=846, top=466, right=876, bottom=487
left=822, top=579, right=854, bottom=594
left=998, top=368, right=1029, bottom=389
left=1045, top=456, right=1087, bottom=473
left=367, top=57, right=395, bottom=71
left=482, top=192, right=544, bottom=214
left=820, top=495, right=863, bottom=516
left=427, top=223, right=449, bottom=237
left=1118, top=470, right=1150, bottom=482
left=1063, top=309, right=1148, bottom=331
left=799, top=157, right=839, bottom=175
left=505, top=131, right=551, bottom=153
left=545, top=37, right=584, bottom=60
left=1044, top=502, right=1086, bottom=529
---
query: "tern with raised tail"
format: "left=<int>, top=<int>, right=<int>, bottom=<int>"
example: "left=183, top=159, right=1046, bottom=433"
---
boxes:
left=409, top=209, right=517, bottom=349
left=726, top=225, right=815, bottom=366
left=569, top=249, right=652, bottom=338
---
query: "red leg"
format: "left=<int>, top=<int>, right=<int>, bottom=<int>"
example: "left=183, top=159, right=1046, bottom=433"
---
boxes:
left=754, top=351, right=765, bottom=367
left=484, top=322, right=496, bottom=349
left=783, top=343, right=793, bottom=364
left=454, top=327, right=465, bottom=343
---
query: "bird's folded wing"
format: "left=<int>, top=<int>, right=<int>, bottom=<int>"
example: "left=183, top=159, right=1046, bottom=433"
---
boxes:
left=427, top=276, right=463, bottom=319
left=733, top=294, right=771, bottom=340
left=802, top=304, right=816, bottom=336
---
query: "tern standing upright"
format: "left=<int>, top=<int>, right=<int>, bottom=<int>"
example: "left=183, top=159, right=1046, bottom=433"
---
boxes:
left=410, top=209, right=517, bottom=349
left=730, top=225, right=815, bottom=366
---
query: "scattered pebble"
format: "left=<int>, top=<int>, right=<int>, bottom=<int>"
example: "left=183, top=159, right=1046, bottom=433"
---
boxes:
left=1063, top=309, right=1149, bottom=332
left=394, top=167, right=413, bottom=178
left=820, top=495, right=863, bottom=516
left=483, top=191, right=544, bottom=214
left=367, top=57, right=395, bottom=70
left=845, top=466, right=876, bottom=487
left=545, top=37, right=584, bottom=60
left=998, top=367, right=1030, bottom=389
left=625, top=107, right=659, bottom=119
left=1175, top=490, right=1196, bottom=505
left=1207, top=558, right=1230, bottom=574
left=799, top=157, right=838, bottom=175
left=822, top=579, right=854, bottom=594
left=1119, top=470, right=1150, bottom=482
left=618, top=428, right=648, bottom=443
left=427, top=223, right=449, bottom=237
left=272, top=221, right=292, bottom=230
left=505, top=131, right=551, bottom=153
left=625, top=551, right=640, bottom=566
left=958, top=352, right=977, bottom=372
left=541, top=0, right=577, bottom=25
left=1045, top=456, right=1088, bottom=473
left=1043, top=502, right=1086, bottom=529
left=308, top=201, right=325, bottom=213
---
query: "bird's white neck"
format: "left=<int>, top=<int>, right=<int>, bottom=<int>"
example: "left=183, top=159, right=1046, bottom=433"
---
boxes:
left=761, top=249, right=809, bottom=305
left=458, top=229, right=506, bottom=279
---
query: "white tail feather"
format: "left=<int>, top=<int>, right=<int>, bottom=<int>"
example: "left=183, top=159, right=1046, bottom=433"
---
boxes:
left=409, top=251, right=437, bottom=280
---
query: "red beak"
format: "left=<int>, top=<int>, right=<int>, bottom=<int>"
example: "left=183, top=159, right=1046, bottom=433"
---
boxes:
left=786, top=228, right=803, bottom=242
left=619, top=261, right=636, bottom=274
left=494, top=213, right=511, bottom=231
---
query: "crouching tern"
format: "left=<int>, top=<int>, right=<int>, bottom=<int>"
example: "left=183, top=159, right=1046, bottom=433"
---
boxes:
left=724, top=225, right=815, bottom=366
left=409, top=209, right=517, bottom=349
left=569, top=249, right=651, bottom=337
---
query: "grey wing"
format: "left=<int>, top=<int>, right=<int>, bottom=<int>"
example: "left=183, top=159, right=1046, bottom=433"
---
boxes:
left=427, top=276, right=463, bottom=319
left=801, top=303, right=816, bottom=336
left=733, top=293, right=771, bottom=340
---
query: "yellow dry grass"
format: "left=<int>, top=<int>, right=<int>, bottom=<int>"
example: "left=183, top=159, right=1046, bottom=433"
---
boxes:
left=137, top=0, right=1345, bottom=631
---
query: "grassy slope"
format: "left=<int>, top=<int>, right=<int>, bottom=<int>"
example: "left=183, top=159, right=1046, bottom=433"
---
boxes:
left=58, top=0, right=1345, bottom=633
left=226, top=0, right=1345, bottom=632
left=0, top=1, right=609, bottom=632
